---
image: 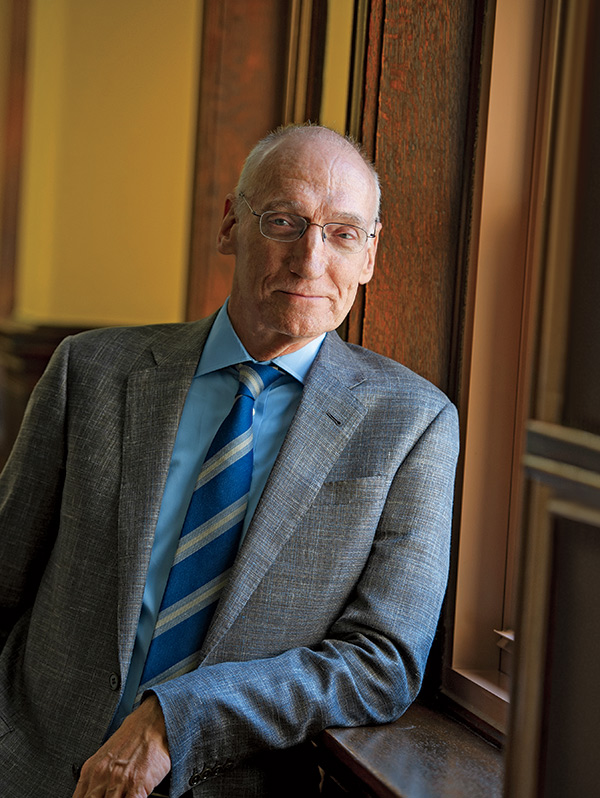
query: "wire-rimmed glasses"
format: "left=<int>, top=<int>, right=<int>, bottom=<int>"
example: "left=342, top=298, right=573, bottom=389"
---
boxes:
left=239, top=192, right=377, bottom=254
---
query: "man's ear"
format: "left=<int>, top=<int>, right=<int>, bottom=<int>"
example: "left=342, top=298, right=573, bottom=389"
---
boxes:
left=217, top=194, right=237, bottom=255
left=358, top=221, right=381, bottom=285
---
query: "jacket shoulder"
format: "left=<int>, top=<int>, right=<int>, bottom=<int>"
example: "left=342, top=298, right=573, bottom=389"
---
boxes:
left=339, top=340, right=453, bottom=411
left=57, top=317, right=214, bottom=373
left=66, top=320, right=203, bottom=352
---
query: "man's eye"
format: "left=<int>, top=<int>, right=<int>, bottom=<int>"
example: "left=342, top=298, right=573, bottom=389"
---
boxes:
left=264, top=212, right=302, bottom=229
left=330, top=225, right=361, bottom=241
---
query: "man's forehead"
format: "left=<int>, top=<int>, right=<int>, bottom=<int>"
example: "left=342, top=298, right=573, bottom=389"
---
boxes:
left=254, top=138, right=377, bottom=219
left=262, top=134, right=368, bottom=178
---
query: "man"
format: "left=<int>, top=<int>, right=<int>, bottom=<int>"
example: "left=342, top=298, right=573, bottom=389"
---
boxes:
left=0, top=124, right=459, bottom=797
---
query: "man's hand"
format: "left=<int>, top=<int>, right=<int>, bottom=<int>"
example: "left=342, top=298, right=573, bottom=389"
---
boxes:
left=72, top=694, right=171, bottom=798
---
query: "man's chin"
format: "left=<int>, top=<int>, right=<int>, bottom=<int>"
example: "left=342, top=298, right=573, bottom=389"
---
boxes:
left=268, top=315, right=335, bottom=342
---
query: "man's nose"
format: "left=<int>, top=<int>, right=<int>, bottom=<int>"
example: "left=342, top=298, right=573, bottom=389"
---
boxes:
left=288, top=224, right=327, bottom=278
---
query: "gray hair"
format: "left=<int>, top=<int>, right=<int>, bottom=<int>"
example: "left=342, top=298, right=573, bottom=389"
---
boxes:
left=235, top=123, right=381, bottom=221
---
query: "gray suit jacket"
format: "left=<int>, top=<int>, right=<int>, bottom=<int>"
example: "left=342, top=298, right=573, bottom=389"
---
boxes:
left=0, top=315, right=459, bottom=797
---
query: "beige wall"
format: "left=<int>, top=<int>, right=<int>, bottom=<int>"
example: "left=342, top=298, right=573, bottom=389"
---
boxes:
left=16, top=0, right=201, bottom=327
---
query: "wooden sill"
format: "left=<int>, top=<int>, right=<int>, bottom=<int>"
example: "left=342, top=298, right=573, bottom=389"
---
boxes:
left=443, top=667, right=510, bottom=735
left=315, top=702, right=504, bottom=797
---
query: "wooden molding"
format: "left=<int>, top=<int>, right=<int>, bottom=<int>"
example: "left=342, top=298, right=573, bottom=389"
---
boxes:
left=0, top=0, right=29, bottom=319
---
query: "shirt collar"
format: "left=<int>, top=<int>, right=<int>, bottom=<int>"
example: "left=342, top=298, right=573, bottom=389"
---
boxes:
left=196, top=300, right=325, bottom=385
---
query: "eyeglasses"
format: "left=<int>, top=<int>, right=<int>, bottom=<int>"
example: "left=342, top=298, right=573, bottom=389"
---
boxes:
left=239, top=192, right=377, bottom=254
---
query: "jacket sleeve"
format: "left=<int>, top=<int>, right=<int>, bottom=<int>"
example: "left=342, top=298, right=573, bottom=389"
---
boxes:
left=152, top=400, right=459, bottom=797
left=0, top=338, right=70, bottom=646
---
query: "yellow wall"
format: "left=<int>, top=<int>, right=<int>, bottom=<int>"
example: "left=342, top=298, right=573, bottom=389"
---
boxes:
left=319, top=0, right=354, bottom=133
left=16, top=0, right=201, bottom=326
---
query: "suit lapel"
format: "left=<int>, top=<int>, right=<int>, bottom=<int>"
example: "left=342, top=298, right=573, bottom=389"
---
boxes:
left=200, top=332, right=369, bottom=660
left=116, top=317, right=215, bottom=673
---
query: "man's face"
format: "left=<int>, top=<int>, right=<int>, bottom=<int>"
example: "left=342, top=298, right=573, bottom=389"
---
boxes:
left=218, top=132, right=380, bottom=359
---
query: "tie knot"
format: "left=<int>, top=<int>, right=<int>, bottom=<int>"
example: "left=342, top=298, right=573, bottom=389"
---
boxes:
left=236, top=362, right=282, bottom=399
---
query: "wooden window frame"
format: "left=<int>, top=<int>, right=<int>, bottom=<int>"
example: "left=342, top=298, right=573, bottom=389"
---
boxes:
left=442, top=0, right=563, bottom=735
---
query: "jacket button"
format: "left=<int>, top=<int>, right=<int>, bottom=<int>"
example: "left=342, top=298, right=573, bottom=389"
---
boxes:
left=109, top=672, right=120, bottom=691
left=189, top=771, right=203, bottom=787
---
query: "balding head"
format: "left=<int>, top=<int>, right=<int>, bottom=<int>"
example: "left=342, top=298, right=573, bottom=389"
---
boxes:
left=236, top=124, right=381, bottom=223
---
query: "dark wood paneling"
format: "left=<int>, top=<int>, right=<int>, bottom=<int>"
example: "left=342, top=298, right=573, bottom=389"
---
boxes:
left=0, top=322, right=92, bottom=468
left=541, top=514, right=600, bottom=798
left=304, top=0, right=328, bottom=122
left=563, top=3, right=600, bottom=437
left=359, top=0, right=477, bottom=392
left=526, top=421, right=600, bottom=486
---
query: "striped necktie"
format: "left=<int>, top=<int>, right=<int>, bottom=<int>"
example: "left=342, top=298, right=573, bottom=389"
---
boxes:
left=136, top=362, right=282, bottom=699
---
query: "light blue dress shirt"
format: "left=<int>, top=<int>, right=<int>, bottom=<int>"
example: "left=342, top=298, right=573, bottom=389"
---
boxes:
left=108, top=303, right=324, bottom=731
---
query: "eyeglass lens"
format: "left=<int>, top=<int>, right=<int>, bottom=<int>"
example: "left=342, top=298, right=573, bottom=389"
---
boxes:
left=260, top=211, right=368, bottom=252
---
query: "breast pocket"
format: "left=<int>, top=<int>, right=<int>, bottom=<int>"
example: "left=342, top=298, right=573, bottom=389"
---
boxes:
left=311, top=475, right=388, bottom=506
left=300, top=475, right=389, bottom=550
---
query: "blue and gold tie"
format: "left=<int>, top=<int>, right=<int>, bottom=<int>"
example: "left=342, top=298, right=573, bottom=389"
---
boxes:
left=136, top=362, right=281, bottom=699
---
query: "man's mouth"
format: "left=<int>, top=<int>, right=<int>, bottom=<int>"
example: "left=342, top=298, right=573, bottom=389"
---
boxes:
left=278, top=289, right=325, bottom=300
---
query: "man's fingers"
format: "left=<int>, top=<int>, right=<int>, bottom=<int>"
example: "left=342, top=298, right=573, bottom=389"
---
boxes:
left=71, top=696, right=171, bottom=798
left=73, top=753, right=167, bottom=798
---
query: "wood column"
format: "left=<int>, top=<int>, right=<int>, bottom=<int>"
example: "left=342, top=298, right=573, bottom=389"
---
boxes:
left=350, top=0, right=480, bottom=394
